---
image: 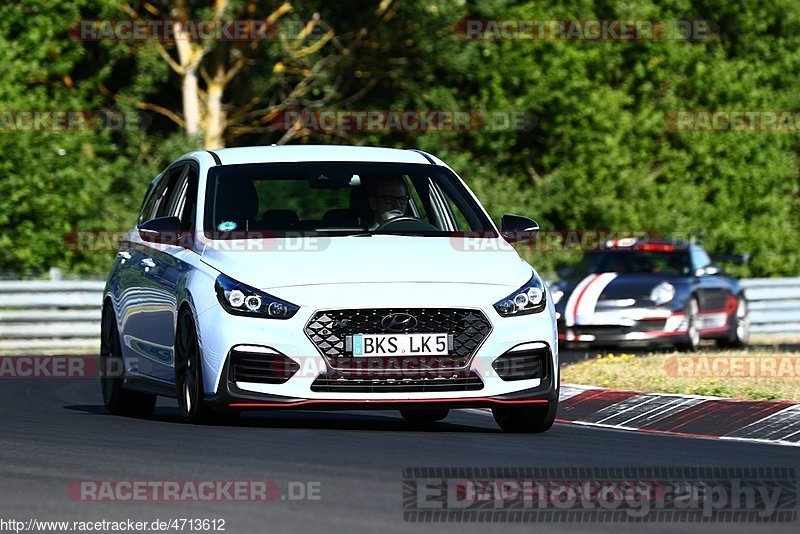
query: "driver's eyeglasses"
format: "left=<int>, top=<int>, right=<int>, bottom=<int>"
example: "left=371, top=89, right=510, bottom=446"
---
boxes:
left=372, top=195, right=410, bottom=205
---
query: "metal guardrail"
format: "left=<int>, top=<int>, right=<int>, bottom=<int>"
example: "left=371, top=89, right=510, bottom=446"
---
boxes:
left=740, top=278, right=800, bottom=334
left=0, top=280, right=104, bottom=351
left=0, top=277, right=798, bottom=351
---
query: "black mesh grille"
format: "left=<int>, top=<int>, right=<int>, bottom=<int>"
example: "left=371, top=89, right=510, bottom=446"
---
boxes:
left=492, top=346, right=550, bottom=382
left=304, top=308, right=492, bottom=369
left=310, top=371, right=484, bottom=393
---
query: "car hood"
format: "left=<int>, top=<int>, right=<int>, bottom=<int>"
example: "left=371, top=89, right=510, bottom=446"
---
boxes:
left=595, top=274, right=685, bottom=300
left=198, top=235, right=532, bottom=290
left=555, top=273, right=689, bottom=312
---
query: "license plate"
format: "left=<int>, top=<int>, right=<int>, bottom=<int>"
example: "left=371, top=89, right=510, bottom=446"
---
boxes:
left=350, top=333, right=449, bottom=356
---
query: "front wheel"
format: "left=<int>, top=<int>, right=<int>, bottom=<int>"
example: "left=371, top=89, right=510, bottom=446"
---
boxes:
left=175, top=309, right=213, bottom=424
left=492, top=401, right=557, bottom=433
left=717, top=297, right=750, bottom=348
left=100, top=304, right=156, bottom=417
left=676, top=298, right=701, bottom=352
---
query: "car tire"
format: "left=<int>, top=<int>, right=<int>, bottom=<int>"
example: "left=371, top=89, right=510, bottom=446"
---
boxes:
left=399, top=408, right=450, bottom=423
left=492, top=400, right=558, bottom=433
left=175, top=309, right=213, bottom=424
left=717, top=297, right=750, bottom=348
left=676, top=297, right=701, bottom=352
left=100, top=303, right=157, bottom=417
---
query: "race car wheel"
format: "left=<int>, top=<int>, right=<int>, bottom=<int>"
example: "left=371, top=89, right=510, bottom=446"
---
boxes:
left=717, top=297, right=750, bottom=348
left=492, top=400, right=558, bottom=433
left=677, top=298, right=701, bottom=352
left=399, top=409, right=450, bottom=423
left=100, top=303, right=156, bottom=417
left=176, top=309, right=214, bottom=424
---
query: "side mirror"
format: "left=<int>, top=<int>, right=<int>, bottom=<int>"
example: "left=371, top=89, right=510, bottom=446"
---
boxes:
left=695, top=264, right=722, bottom=277
left=556, top=266, right=574, bottom=280
left=501, top=214, right=539, bottom=243
left=138, top=216, right=185, bottom=246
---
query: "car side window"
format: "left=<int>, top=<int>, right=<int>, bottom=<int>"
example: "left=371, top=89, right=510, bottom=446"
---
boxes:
left=138, top=175, right=161, bottom=225
left=139, top=168, right=180, bottom=225
left=168, top=165, right=198, bottom=230
left=690, top=246, right=712, bottom=271
left=150, top=164, right=188, bottom=221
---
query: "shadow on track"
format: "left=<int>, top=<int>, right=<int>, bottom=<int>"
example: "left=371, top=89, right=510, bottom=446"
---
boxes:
left=62, top=403, right=502, bottom=433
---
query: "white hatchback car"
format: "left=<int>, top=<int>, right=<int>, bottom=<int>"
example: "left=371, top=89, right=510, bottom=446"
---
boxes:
left=101, top=145, right=559, bottom=432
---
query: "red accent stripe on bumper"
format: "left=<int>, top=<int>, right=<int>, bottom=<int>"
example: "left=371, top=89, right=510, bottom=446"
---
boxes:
left=228, top=397, right=551, bottom=409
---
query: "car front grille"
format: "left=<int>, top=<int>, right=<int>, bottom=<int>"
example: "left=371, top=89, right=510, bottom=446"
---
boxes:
left=572, top=320, right=666, bottom=337
left=304, top=308, right=492, bottom=369
left=310, top=371, right=484, bottom=393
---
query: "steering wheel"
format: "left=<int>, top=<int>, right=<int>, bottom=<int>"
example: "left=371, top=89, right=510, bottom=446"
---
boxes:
left=375, top=215, right=439, bottom=232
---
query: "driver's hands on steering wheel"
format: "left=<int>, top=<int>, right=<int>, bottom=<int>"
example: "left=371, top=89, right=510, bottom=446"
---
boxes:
left=378, top=209, right=405, bottom=224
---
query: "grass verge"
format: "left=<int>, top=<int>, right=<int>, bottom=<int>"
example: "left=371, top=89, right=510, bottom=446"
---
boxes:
left=561, top=347, right=800, bottom=402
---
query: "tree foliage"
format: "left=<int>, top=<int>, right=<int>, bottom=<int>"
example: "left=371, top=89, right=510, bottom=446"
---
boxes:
left=0, top=0, right=798, bottom=277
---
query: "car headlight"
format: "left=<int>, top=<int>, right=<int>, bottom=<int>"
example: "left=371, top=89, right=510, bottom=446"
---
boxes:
left=494, top=272, right=547, bottom=317
left=215, top=274, right=299, bottom=319
left=650, top=282, right=675, bottom=305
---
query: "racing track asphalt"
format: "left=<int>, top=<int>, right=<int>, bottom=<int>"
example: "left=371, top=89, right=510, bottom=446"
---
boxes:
left=0, top=374, right=798, bottom=534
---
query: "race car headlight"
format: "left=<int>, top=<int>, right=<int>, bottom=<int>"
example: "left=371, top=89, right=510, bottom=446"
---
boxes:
left=650, top=282, right=675, bottom=305
left=494, top=272, right=547, bottom=317
left=215, top=274, right=299, bottom=319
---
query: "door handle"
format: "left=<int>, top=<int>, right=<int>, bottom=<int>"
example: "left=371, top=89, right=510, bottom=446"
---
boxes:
left=141, top=258, right=156, bottom=269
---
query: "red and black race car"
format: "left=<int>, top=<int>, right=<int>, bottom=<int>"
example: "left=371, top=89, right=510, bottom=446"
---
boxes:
left=552, top=238, right=749, bottom=350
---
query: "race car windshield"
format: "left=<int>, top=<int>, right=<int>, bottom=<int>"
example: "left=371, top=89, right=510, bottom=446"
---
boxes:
left=204, top=162, right=495, bottom=238
left=572, top=250, right=692, bottom=277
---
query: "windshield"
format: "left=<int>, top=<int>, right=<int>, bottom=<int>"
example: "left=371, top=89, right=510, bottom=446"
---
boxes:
left=571, top=250, right=692, bottom=278
left=204, top=162, right=495, bottom=238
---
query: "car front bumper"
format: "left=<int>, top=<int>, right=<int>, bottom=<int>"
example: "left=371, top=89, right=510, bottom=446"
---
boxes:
left=558, top=306, right=688, bottom=347
left=192, top=282, right=559, bottom=406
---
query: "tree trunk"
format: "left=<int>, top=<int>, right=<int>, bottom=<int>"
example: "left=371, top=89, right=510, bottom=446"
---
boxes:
left=205, top=78, right=225, bottom=149
left=182, top=69, right=201, bottom=137
left=175, top=26, right=200, bottom=137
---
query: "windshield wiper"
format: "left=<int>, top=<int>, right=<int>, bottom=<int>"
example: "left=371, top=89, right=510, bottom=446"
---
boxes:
left=346, top=230, right=432, bottom=237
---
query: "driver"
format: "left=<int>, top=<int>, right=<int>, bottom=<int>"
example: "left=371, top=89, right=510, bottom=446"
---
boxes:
left=364, top=177, right=410, bottom=230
